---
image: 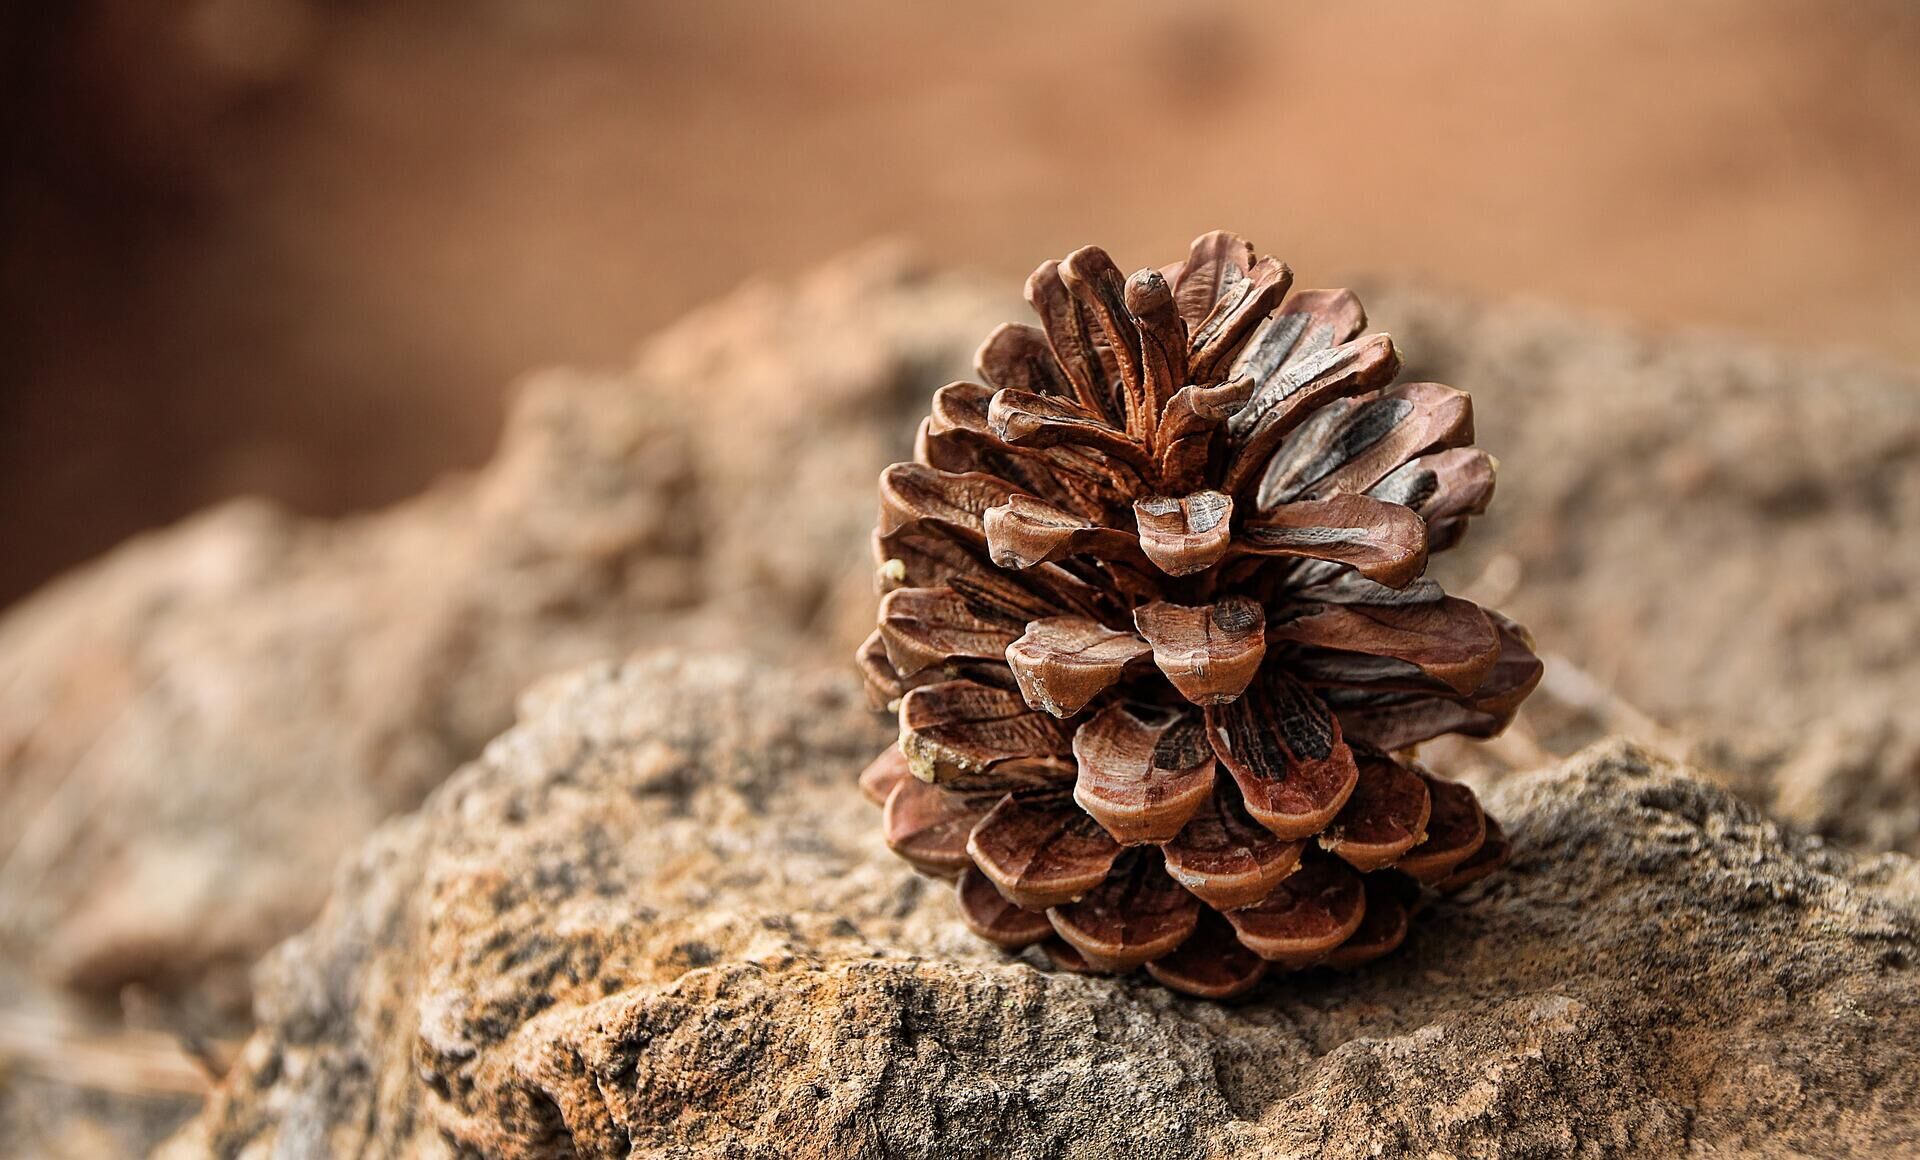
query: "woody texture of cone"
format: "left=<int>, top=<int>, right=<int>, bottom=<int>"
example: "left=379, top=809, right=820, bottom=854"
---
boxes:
left=856, top=231, right=1543, bottom=998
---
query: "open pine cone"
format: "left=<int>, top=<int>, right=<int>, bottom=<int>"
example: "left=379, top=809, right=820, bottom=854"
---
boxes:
left=856, top=232, right=1542, bottom=999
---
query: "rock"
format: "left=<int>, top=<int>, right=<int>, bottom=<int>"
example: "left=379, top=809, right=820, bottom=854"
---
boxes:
left=7, top=253, right=1920, bottom=1028
left=0, top=246, right=1012, bottom=1010
left=1760, top=719, right=1920, bottom=853
left=161, top=652, right=1920, bottom=1159
left=8, top=251, right=1920, bottom=1155
left=1366, top=284, right=1920, bottom=850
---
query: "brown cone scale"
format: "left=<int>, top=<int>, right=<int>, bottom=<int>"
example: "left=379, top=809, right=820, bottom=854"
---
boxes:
left=1144, top=910, right=1270, bottom=999
left=855, top=232, right=1540, bottom=997
left=1161, top=778, right=1306, bottom=909
left=881, top=777, right=991, bottom=879
left=1321, top=873, right=1416, bottom=969
left=1047, top=850, right=1202, bottom=972
left=1435, top=815, right=1512, bottom=893
left=1070, top=705, right=1215, bottom=844
left=966, top=793, right=1122, bottom=909
left=956, top=865, right=1055, bottom=949
left=859, top=743, right=912, bottom=806
left=1319, top=751, right=1432, bottom=872
left=1395, top=774, right=1488, bottom=884
left=1223, top=855, right=1367, bottom=967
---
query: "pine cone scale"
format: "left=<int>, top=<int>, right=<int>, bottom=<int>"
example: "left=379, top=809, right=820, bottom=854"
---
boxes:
left=975, top=322, right=1071, bottom=397
left=1321, top=875, right=1415, bottom=969
left=1144, top=910, right=1269, bottom=998
left=1022, top=259, right=1122, bottom=423
left=895, top=680, right=1072, bottom=790
left=1434, top=816, right=1511, bottom=893
left=858, top=742, right=911, bottom=806
left=1169, top=231, right=1249, bottom=326
left=957, top=865, right=1055, bottom=948
left=1237, top=494, right=1430, bottom=588
left=966, top=794, right=1121, bottom=910
left=1161, top=779, right=1307, bottom=909
left=1132, top=491, right=1234, bottom=575
left=1132, top=597, right=1267, bottom=705
left=1068, top=705, right=1216, bottom=845
left=880, top=775, right=990, bottom=878
left=1006, top=617, right=1150, bottom=718
left=1319, top=753, right=1433, bottom=872
left=1223, top=854, right=1367, bottom=966
left=1046, top=849, right=1201, bottom=972
left=1395, top=775, right=1488, bottom=884
left=1269, top=596, right=1503, bottom=696
left=1224, top=333, right=1402, bottom=495
left=1188, top=258, right=1292, bottom=382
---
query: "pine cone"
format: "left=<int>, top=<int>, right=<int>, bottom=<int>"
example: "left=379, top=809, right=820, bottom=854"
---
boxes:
left=856, top=232, right=1542, bottom=998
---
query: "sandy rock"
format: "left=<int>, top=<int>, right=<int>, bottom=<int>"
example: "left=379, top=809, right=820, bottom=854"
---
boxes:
left=1761, top=720, right=1920, bottom=853
left=0, top=247, right=1010, bottom=1009
left=6, top=253, right=1920, bottom=1156
left=1372, top=285, right=1920, bottom=736
left=162, top=652, right=1920, bottom=1159
left=1361, top=285, right=1920, bottom=852
left=6, top=255, right=1919, bottom=1026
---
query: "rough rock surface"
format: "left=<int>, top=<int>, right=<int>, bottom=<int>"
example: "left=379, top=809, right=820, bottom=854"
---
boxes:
left=1367, top=285, right=1920, bottom=844
left=5, top=252, right=1920, bottom=1153
left=161, top=652, right=1920, bottom=1158
left=0, top=247, right=1009, bottom=1010
left=6, top=254, right=1919, bottom=1023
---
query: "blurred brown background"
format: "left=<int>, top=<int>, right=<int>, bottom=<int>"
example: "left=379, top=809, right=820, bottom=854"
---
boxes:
left=5, top=0, right=1919, bottom=609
